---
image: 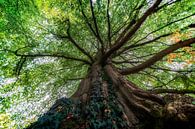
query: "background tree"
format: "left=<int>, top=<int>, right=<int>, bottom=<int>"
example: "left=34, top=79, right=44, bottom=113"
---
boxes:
left=0, top=0, right=195, bottom=129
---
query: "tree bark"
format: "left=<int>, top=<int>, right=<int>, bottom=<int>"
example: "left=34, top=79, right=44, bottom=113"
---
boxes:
left=26, top=62, right=195, bottom=129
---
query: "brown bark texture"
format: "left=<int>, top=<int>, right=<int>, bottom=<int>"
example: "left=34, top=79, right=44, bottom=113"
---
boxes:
left=26, top=63, right=195, bottom=129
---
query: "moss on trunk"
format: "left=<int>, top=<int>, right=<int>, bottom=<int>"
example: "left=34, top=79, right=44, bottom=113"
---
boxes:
left=26, top=63, right=195, bottom=129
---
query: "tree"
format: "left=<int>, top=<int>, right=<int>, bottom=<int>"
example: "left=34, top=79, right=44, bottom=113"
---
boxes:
left=0, top=0, right=195, bottom=129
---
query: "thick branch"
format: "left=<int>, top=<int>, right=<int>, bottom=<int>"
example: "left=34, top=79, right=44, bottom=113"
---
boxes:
left=102, top=0, right=162, bottom=62
left=120, top=37, right=195, bottom=75
left=189, top=23, right=195, bottom=28
left=113, top=60, right=141, bottom=65
left=115, top=13, right=195, bottom=57
left=151, top=89, right=195, bottom=94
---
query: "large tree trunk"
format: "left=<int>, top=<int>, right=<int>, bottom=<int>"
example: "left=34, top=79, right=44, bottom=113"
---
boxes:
left=27, top=62, right=195, bottom=129
left=70, top=63, right=165, bottom=129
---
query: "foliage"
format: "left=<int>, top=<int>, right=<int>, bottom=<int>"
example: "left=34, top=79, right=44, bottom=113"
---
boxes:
left=0, top=0, right=195, bottom=127
left=0, top=113, right=16, bottom=129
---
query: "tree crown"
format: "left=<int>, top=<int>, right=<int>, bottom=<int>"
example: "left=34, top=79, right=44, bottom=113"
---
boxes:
left=0, top=0, right=195, bottom=127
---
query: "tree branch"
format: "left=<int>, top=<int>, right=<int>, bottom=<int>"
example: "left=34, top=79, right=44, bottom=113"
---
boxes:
left=120, top=37, right=195, bottom=75
left=112, top=60, right=141, bottom=65
left=102, top=0, right=162, bottom=62
left=116, top=33, right=172, bottom=56
left=78, top=0, right=97, bottom=37
left=150, top=89, right=195, bottom=94
left=89, top=0, right=104, bottom=51
left=111, top=0, right=145, bottom=40
left=15, top=56, right=26, bottom=76
left=141, top=71, right=167, bottom=86
left=68, top=35, right=94, bottom=62
left=107, top=0, right=111, bottom=47
left=5, top=49, right=91, bottom=65
left=154, top=0, right=182, bottom=12
left=55, top=20, right=94, bottom=62
left=78, top=0, right=103, bottom=50
left=115, top=11, right=195, bottom=57
left=134, top=13, right=195, bottom=45
left=22, top=54, right=91, bottom=65
left=150, top=66, right=195, bottom=73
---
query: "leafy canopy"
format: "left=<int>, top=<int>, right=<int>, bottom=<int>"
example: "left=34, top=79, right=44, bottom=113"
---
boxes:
left=0, top=0, right=195, bottom=127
